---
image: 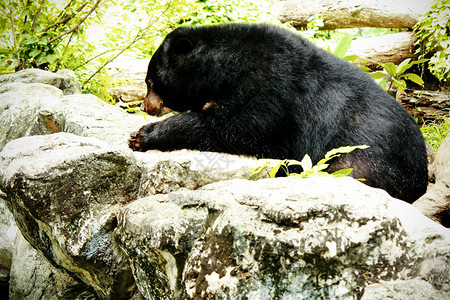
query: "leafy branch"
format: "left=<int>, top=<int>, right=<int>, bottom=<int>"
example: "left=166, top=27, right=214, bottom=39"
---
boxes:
left=47, top=0, right=102, bottom=44
left=251, top=145, right=369, bottom=179
left=31, top=0, right=45, bottom=33
left=83, top=1, right=172, bottom=85
left=43, top=2, right=88, bottom=33
left=369, top=58, right=429, bottom=92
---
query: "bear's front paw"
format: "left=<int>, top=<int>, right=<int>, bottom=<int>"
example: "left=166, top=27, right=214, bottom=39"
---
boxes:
left=129, top=123, right=158, bottom=151
left=129, top=130, right=144, bottom=151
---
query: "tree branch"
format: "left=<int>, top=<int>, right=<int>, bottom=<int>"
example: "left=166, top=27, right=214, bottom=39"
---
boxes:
left=54, top=30, right=76, bottom=70
left=47, top=0, right=101, bottom=44
left=73, top=48, right=116, bottom=71
left=31, top=0, right=45, bottom=33
left=82, top=2, right=172, bottom=85
left=44, top=2, right=88, bottom=33
left=8, top=7, right=17, bottom=50
left=0, top=7, right=8, bottom=18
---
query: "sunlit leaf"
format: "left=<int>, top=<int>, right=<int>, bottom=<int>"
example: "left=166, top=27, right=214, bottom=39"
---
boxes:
left=331, top=168, right=353, bottom=177
left=300, top=154, right=313, bottom=172
left=391, top=78, right=407, bottom=91
left=369, top=72, right=387, bottom=79
left=381, top=62, right=397, bottom=77
left=400, top=73, right=425, bottom=86
left=333, top=34, right=353, bottom=59
left=343, top=54, right=358, bottom=62
left=324, top=145, right=370, bottom=159
left=395, top=58, right=412, bottom=76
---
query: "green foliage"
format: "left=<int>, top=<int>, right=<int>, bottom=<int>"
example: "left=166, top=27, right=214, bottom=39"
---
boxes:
left=327, top=35, right=427, bottom=93
left=250, top=145, right=369, bottom=179
left=0, top=0, right=101, bottom=72
left=421, top=113, right=450, bottom=152
left=369, top=58, right=429, bottom=92
left=414, top=0, right=450, bottom=87
left=180, top=0, right=281, bottom=26
left=0, top=0, right=198, bottom=100
left=0, top=0, right=285, bottom=102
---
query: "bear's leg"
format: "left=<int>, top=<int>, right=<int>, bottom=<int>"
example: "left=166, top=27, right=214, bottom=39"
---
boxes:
left=129, top=113, right=210, bottom=152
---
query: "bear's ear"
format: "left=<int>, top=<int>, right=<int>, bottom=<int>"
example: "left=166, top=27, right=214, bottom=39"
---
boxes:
left=172, top=37, right=195, bottom=54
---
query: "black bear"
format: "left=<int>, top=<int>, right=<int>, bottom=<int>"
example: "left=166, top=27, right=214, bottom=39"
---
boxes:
left=129, top=23, right=428, bottom=203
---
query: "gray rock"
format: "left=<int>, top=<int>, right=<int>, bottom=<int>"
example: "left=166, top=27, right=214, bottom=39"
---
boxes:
left=0, top=69, right=268, bottom=299
left=0, top=81, right=149, bottom=150
left=0, top=133, right=140, bottom=299
left=116, top=177, right=450, bottom=299
left=414, top=134, right=450, bottom=227
left=9, top=231, right=95, bottom=300
left=0, top=197, right=17, bottom=296
left=361, top=278, right=448, bottom=300
left=134, top=150, right=267, bottom=197
left=0, top=68, right=81, bottom=95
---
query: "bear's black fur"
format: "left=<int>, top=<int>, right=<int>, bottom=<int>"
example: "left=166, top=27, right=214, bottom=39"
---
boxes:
left=129, top=23, right=428, bottom=203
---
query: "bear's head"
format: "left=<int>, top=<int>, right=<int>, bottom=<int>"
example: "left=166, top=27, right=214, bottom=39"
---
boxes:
left=143, top=24, right=300, bottom=114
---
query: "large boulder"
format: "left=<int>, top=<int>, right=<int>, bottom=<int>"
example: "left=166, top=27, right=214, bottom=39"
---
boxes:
left=0, top=69, right=266, bottom=298
left=0, top=133, right=141, bottom=299
left=116, top=177, right=450, bottom=299
left=0, top=138, right=265, bottom=299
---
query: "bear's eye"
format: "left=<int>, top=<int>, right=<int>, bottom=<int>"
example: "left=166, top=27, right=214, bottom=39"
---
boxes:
left=172, top=38, right=194, bottom=54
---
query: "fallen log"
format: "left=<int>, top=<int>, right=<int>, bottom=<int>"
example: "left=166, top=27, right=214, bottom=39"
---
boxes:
left=396, top=89, right=450, bottom=124
left=348, top=31, right=417, bottom=69
left=276, top=0, right=433, bottom=30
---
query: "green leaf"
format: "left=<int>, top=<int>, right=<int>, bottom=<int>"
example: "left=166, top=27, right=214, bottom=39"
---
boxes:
left=0, top=48, right=13, bottom=55
left=29, top=49, right=40, bottom=57
left=333, top=34, right=353, bottom=59
left=250, top=162, right=269, bottom=177
left=391, top=78, right=407, bottom=91
left=312, top=163, right=329, bottom=172
left=299, top=154, right=313, bottom=172
left=250, top=159, right=285, bottom=178
left=46, top=55, right=58, bottom=65
left=411, top=58, right=430, bottom=65
left=395, top=58, right=412, bottom=76
left=370, top=72, right=387, bottom=80
left=378, top=79, right=387, bottom=90
left=324, top=145, right=370, bottom=159
left=331, top=168, right=354, bottom=177
left=316, top=157, right=330, bottom=166
left=400, top=73, right=425, bottom=86
left=381, top=62, right=397, bottom=77
left=343, top=55, right=358, bottom=62
left=307, top=171, right=334, bottom=178
left=269, top=160, right=285, bottom=178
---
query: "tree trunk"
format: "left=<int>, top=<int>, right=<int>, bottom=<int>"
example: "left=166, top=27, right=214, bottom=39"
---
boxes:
left=276, top=0, right=432, bottom=30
